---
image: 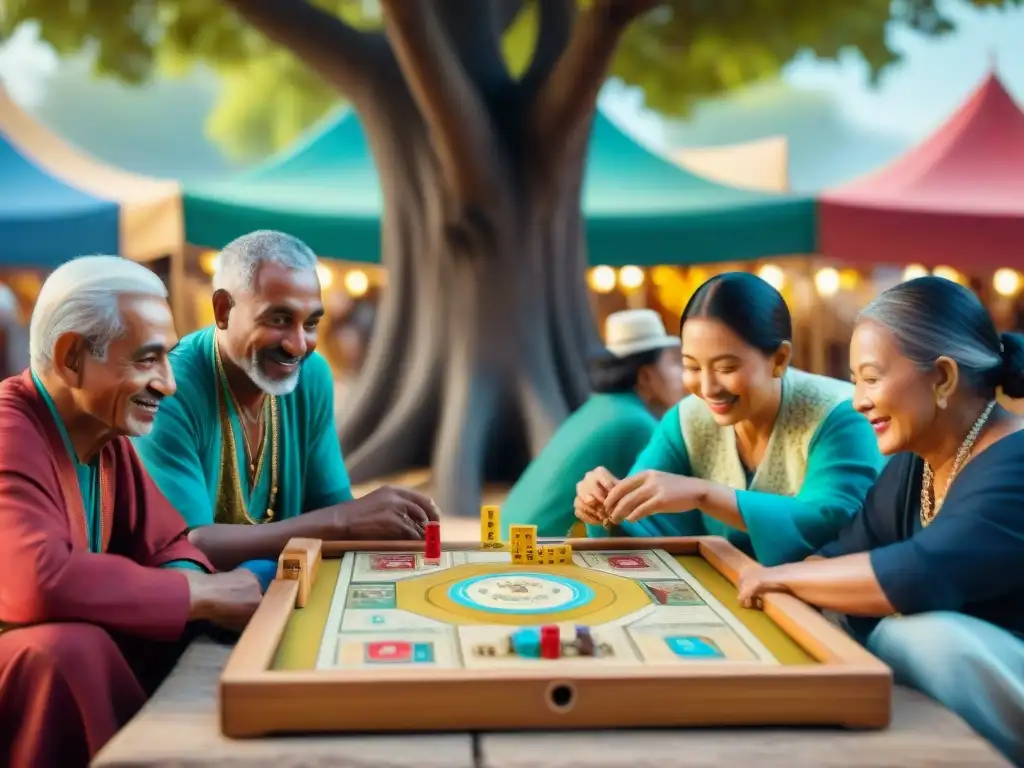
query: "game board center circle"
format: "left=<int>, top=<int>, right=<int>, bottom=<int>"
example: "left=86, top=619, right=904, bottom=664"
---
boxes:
left=447, top=572, right=595, bottom=614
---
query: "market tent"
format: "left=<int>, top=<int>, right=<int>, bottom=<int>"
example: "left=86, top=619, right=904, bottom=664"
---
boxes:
left=0, top=106, right=116, bottom=266
left=818, top=70, right=1024, bottom=269
left=672, top=136, right=789, bottom=192
left=185, top=110, right=815, bottom=266
left=185, top=110, right=380, bottom=263
left=0, top=83, right=183, bottom=266
left=582, top=117, right=812, bottom=265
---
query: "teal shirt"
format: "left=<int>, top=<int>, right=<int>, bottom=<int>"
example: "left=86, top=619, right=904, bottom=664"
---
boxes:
left=33, top=371, right=102, bottom=553
left=586, top=400, right=883, bottom=566
left=501, top=393, right=657, bottom=537
left=32, top=372, right=204, bottom=572
left=132, top=327, right=353, bottom=529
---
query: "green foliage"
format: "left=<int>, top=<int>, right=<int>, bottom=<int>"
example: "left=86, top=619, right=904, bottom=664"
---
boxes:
left=612, top=0, right=1022, bottom=116
left=3, top=0, right=1021, bottom=160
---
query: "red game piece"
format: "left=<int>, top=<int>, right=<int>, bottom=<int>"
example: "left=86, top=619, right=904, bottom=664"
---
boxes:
left=424, top=521, right=441, bottom=563
left=540, top=625, right=561, bottom=659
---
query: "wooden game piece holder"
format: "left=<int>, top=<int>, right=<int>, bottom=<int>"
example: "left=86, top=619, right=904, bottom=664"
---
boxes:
left=220, top=536, right=892, bottom=738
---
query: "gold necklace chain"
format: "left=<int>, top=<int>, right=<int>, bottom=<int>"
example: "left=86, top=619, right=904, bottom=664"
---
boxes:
left=920, top=399, right=995, bottom=527
left=213, top=335, right=279, bottom=524
left=222, top=372, right=267, bottom=480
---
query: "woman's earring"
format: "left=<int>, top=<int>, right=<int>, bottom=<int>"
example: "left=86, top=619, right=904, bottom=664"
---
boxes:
left=937, top=397, right=947, bottom=410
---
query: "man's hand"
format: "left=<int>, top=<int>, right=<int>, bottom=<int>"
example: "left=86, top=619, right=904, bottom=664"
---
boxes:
left=328, top=486, right=441, bottom=540
left=183, top=569, right=263, bottom=632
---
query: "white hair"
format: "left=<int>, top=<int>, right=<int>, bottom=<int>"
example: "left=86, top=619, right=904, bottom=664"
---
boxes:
left=212, top=230, right=318, bottom=294
left=29, top=255, right=168, bottom=371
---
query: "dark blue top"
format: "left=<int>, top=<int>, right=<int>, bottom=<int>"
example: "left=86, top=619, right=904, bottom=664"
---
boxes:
left=818, top=430, right=1024, bottom=639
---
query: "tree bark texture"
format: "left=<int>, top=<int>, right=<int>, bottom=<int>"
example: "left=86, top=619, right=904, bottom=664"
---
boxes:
left=224, top=0, right=656, bottom=516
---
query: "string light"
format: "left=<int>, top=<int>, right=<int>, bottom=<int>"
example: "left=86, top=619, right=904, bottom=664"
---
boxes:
left=618, top=265, right=645, bottom=290
left=902, top=264, right=929, bottom=281
left=316, top=261, right=334, bottom=289
left=814, top=267, right=841, bottom=298
left=993, top=268, right=1022, bottom=298
left=343, top=269, right=369, bottom=297
left=757, top=264, right=785, bottom=291
left=587, top=266, right=617, bottom=294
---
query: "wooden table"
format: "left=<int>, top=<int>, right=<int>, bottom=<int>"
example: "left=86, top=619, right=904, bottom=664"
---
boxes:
left=221, top=536, right=893, bottom=736
left=92, top=637, right=1011, bottom=767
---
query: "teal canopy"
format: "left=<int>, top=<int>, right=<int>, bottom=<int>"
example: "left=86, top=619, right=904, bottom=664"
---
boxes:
left=184, top=110, right=815, bottom=266
left=0, top=130, right=119, bottom=268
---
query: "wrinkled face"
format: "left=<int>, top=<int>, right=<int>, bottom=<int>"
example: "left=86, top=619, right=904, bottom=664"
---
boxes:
left=75, top=295, right=178, bottom=437
left=850, top=321, right=940, bottom=455
left=217, top=262, right=324, bottom=396
left=638, top=346, right=685, bottom=415
left=681, top=317, right=784, bottom=426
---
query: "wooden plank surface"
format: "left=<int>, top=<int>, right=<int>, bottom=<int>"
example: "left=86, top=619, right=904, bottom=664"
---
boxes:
left=92, top=638, right=476, bottom=768
left=477, top=687, right=1012, bottom=767
left=94, top=636, right=1010, bottom=767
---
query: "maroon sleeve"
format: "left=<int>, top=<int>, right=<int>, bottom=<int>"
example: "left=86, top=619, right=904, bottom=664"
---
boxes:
left=120, top=440, right=215, bottom=573
left=0, top=418, right=194, bottom=641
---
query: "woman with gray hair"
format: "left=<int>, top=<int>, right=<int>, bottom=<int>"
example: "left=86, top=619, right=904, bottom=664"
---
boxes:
left=739, top=276, right=1024, bottom=766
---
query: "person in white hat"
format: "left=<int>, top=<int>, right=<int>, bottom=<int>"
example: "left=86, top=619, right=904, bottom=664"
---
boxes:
left=575, top=271, right=884, bottom=568
left=501, top=309, right=684, bottom=537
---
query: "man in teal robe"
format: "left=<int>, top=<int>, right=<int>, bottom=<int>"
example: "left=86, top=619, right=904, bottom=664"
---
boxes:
left=133, top=231, right=438, bottom=585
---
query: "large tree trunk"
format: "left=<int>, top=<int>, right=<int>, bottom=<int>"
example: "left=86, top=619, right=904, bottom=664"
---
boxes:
left=225, top=0, right=652, bottom=518
left=337, top=102, right=602, bottom=516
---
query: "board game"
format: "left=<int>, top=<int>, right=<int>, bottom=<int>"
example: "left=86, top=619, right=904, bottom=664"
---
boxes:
left=220, top=512, right=892, bottom=738
left=316, top=547, right=779, bottom=670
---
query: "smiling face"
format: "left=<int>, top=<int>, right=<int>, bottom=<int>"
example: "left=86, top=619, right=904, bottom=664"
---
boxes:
left=850, top=320, right=944, bottom=455
left=214, top=261, right=324, bottom=396
left=681, top=317, right=788, bottom=426
left=71, top=294, right=178, bottom=437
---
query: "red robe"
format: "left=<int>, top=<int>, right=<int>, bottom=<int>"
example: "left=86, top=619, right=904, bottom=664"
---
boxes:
left=0, top=371, right=215, bottom=768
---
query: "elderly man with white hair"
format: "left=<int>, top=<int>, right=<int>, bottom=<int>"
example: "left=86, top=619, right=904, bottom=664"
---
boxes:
left=0, top=256, right=263, bottom=768
left=134, top=230, right=438, bottom=586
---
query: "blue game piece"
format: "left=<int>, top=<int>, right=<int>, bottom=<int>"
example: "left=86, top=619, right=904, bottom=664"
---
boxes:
left=510, top=627, right=542, bottom=658
left=412, top=643, right=434, bottom=663
left=665, top=635, right=724, bottom=658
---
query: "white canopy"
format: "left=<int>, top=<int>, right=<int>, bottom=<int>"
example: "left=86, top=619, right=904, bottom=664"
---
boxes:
left=673, top=136, right=789, bottom=193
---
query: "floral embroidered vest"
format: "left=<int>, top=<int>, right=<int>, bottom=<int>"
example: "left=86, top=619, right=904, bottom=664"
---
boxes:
left=678, top=368, right=853, bottom=496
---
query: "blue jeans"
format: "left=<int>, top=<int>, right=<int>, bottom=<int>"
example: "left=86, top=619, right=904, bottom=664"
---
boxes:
left=866, top=612, right=1024, bottom=766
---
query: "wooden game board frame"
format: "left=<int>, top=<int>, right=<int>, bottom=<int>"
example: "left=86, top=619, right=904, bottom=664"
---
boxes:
left=220, top=536, right=892, bottom=738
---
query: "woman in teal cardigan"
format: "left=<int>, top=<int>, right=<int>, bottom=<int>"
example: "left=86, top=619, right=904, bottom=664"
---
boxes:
left=576, top=272, right=884, bottom=567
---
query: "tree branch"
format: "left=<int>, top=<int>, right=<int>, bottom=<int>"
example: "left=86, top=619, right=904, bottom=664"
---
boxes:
left=220, top=0, right=389, bottom=107
left=520, top=0, right=575, bottom=97
left=492, top=0, right=527, bottom=31
left=379, top=0, right=503, bottom=206
left=434, top=0, right=519, bottom=96
left=528, top=0, right=660, bottom=174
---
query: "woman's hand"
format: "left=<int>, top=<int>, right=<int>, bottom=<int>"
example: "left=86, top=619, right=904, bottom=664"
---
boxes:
left=573, top=467, right=619, bottom=525
left=603, top=470, right=708, bottom=524
left=736, top=566, right=792, bottom=609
